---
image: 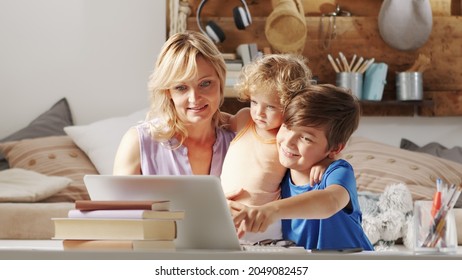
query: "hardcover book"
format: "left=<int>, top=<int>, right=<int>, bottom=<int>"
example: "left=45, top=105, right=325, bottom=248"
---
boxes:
left=62, top=239, right=175, bottom=251
left=67, top=209, right=185, bottom=220
left=52, top=218, right=177, bottom=240
left=225, top=59, right=243, bottom=71
left=225, top=69, right=242, bottom=87
left=236, top=43, right=251, bottom=66
left=74, top=200, right=170, bottom=211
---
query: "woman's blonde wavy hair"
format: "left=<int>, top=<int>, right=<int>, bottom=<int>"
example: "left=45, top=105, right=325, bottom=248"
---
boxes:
left=146, top=31, right=226, bottom=145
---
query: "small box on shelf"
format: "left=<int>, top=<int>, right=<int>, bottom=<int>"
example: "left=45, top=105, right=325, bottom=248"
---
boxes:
left=225, top=59, right=243, bottom=71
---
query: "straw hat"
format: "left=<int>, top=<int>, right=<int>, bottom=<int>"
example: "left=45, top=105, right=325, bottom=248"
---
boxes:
left=265, top=0, right=306, bottom=54
left=378, top=0, right=433, bottom=51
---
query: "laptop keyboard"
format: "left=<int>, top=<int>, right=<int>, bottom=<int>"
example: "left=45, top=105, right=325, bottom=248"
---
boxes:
left=241, top=245, right=308, bottom=254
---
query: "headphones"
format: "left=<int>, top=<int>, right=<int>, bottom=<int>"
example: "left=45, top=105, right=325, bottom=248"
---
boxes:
left=196, top=0, right=252, bottom=44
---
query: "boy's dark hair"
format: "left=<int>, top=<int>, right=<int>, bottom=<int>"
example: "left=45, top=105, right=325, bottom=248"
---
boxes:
left=283, top=84, right=361, bottom=151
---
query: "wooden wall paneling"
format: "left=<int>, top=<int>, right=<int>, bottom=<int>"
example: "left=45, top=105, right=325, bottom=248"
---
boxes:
left=311, top=16, right=462, bottom=96
left=269, top=0, right=383, bottom=16
left=188, top=17, right=462, bottom=84
left=453, top=0, right=462, bottom=14
left=189, top=0, right=273, bottom=17
left=188, top=0, right=457, bottom=17
left=188, top=0, right=384, bottom=17
left=183, top=1, right=462, bottom=116
left=420, top=91, right=462, bottom=116
left=188, top=17, right=270, bottom=52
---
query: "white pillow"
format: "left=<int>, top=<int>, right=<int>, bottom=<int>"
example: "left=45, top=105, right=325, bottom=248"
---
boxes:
left=64, top=109, right=147, bottom=175
left=0, top=168, right=72, bottom=202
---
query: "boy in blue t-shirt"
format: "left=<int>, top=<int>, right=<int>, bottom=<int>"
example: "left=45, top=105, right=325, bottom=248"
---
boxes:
left=230, top=84, right=374, bottom=251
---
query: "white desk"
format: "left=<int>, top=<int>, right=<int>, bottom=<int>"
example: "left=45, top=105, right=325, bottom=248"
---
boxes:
left=1, top=240, right=462, bottom=260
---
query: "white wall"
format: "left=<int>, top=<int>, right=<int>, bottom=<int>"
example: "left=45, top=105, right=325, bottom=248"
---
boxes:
left=355, top=116, right=462, bottom=148
left=1, top=0, right=461, bottom=148
left=0, top=0, right=166, bottom=138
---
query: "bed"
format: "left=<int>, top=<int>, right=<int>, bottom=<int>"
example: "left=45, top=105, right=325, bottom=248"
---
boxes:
left=1, top=98, right=461, bottom=251
left=0, top=98, right=146, bottom=239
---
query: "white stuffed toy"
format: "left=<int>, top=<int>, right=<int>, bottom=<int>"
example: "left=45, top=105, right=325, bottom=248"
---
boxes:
left=359, top=183, right=415, bottom=250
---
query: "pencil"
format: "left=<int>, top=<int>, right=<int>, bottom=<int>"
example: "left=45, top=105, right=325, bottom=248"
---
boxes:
left=423, top=184, right=462, bottom=247
left=351, top=57, right=363, bottom=72
left=327, top=54, right=340, bottom=73
left=349, top=54, right=357, bottom=70
left=358, top=58, right=375, bottom=74
left=339, top=52, right=350, bottom=72
left=336, top=58, right=344, bottom=72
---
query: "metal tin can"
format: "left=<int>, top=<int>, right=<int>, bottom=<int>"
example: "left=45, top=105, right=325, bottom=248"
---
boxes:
left=336, top=72, right=363, bottom=99
left=396, top=72, right=423, bottom=101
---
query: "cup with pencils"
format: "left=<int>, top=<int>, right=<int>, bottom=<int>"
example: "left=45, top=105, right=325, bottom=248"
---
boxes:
left=413, top=179, right=461, bottom=254
left=328, top=52, right=374, bottom=100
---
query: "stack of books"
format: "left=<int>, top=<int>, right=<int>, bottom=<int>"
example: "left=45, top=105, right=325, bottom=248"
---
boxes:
left=236, top=43, right=261, bottom=66
left=224, top=44, right=262, bottom=90
left=52, top=200, right=185, bottom=252
left=222, top=52, right=243, bottom=89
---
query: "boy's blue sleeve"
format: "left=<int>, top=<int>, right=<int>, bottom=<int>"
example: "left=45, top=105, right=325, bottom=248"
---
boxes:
left=324, top=161, right=356, bottom=193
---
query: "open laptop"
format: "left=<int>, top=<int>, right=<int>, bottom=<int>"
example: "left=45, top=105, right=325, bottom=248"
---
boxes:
left=84, top=175, right=307, bottom=253
left=84, top=174, right=242, bottom=250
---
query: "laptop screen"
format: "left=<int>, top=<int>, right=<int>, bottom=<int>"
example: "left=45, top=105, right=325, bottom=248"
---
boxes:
left=83, top=174, right=242, bottom=250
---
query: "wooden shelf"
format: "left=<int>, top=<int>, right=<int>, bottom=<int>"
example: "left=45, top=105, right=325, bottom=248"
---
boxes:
left=221, top=98, right=435, bottom=117
left=359, top=100, right=434, bottom=116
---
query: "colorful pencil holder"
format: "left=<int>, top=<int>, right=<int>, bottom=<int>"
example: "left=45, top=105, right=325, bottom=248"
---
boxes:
left=413, top=200, right=458, bottom=254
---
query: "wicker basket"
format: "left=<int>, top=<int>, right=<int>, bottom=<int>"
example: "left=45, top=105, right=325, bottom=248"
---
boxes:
left=265, top=0, right=306, bottom=54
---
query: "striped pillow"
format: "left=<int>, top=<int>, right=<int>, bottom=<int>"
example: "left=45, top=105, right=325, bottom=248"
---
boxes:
left=0, top=135, right=98, bottom=202
left=341, top=137, right=462, bottom=203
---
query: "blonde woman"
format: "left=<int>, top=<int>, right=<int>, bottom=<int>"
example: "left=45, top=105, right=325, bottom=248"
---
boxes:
left=114, top=31, right=234, bottom=175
